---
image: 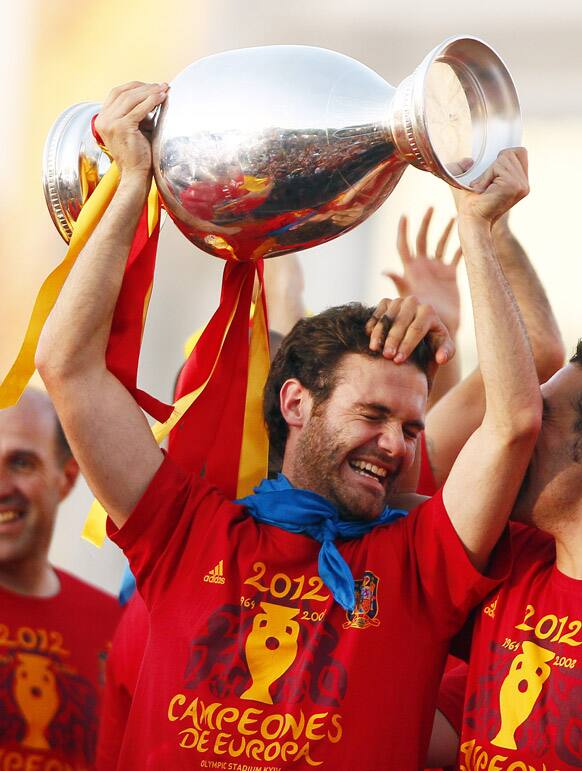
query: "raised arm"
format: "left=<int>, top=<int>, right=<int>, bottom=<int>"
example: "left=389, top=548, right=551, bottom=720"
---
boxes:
left=441, top=149, right=542, bottom=571
left=36, top=82, right=169, bottom=529
left=425, top=211, right=564, bottom=486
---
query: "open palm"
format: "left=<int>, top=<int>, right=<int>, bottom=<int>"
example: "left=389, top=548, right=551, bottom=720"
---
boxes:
left=384, top=207, right=462, bottom=336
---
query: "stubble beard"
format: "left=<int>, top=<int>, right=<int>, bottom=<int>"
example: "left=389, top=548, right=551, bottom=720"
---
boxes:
left=291, top=409, right=390, bottom=521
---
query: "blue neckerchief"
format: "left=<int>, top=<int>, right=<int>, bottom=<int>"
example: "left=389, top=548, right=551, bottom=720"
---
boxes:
left=238, top=474, right=407, bottom=612
left=119, top=561, right=136, bottom=606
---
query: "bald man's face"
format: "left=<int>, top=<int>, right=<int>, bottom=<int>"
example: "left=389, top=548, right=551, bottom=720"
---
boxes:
left=0, top=393, right=78, bottom=566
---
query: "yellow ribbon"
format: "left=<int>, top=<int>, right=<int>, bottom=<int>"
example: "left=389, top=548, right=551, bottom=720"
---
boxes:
left=0, top=166, right=161, bottom=409
left=0, top=164, right=122, bottom=407
left=236, top=287, right=270, bottom=497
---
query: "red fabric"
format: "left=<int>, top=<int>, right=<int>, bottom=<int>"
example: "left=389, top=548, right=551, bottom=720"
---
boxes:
left=90, top=114, right=106, bottom=150
left=96, top=592, right=149, bottom=770
left=437, top=662, right=468, bottom=737
left=179, top=174, right=268, bottom=222
left=417, top=431, right=439, bottom=497
left=168, top=261, right=258, bottom=493
left=418, top=435, right=463, bottom=771
left=105, top=205, right=173, bottom=423
left=456, top=523, right=582, bottom=771
left=106, top=455, right=510, bottom=770
left=0, top=569, right=122, bottom=769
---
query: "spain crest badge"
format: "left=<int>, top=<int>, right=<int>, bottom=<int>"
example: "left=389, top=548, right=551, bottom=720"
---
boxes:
left=343, top=571, right=380, bottom=629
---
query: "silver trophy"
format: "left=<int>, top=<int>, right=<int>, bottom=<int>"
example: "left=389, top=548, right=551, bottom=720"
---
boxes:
left=43, top=36, right=520, bottom=259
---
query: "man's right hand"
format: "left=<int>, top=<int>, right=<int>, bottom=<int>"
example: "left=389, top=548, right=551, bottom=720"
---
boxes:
left=452, top=148, right=529, bottom=226
left=94, top=82, right=169, bottom=178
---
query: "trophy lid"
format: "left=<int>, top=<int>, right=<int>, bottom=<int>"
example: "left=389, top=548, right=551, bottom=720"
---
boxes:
left=42, top=101, right=108, bottom=243
left=390, top=35, right=522, bottom=189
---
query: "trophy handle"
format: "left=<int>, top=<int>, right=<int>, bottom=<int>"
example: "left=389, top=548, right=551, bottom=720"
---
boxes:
left=389, top=35, right=522, bottom=190
left=42, top=102, right=164, bottom=243
left=42, top=102, right=108, bottom=243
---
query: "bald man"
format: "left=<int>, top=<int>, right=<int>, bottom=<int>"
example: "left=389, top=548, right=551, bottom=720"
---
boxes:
left=0, top=389, right=122, bottom=769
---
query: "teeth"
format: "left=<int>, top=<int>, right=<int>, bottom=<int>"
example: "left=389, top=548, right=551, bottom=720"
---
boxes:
left=0, top=511, right=20, bottom=524
left=350, top=460, right=387, bottom=479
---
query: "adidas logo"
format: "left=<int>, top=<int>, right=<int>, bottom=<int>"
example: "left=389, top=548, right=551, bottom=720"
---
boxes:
left=204, top=560, right=225, bottom=584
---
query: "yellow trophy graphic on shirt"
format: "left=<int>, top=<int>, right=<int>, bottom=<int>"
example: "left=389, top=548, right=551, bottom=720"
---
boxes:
left=241, top=602, right=300, bottom=704
left=491, top=641, right=554, bottom=750
left=13, top=653, right=59, bottom=750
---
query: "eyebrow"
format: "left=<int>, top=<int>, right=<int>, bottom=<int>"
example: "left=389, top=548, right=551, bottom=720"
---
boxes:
left=354, top=402, right=425, bottom=431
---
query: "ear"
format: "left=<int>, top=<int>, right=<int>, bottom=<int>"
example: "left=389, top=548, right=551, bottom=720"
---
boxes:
left=279, top=378, right=312, bottom=430
left=58, top=457, right=80, bottom=502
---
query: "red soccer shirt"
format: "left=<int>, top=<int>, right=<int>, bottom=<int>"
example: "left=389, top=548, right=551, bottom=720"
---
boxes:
left=96, top=592, right=149, bottom=770
left=417, top=432, right=439, bottom=498
left=455, top=524, right=582, bottom=771
left=0, top=569, right=122, bottom=770
left=107, top=455, right=510, bottom=771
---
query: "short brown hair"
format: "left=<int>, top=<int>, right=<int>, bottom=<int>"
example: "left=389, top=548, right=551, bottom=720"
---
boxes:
left=263, top=303, right=433, bottom=461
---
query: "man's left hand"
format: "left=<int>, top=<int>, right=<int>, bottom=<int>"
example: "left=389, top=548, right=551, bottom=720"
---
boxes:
left=365, top=296, right=455, bottom=368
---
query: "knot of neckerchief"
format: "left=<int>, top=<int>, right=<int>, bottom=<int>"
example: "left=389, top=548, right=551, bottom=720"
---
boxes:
left=237, top=474, right=407, bottom=612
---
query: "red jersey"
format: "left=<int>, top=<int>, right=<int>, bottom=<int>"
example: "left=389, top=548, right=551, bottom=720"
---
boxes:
left=436, top=661, right=468, bottom=736
left=419, top=433, right=464, bottom=771
left=96, top=592, right=149, bottom=770
left=107, top=455, right=509, bottom=770
left=0, top=569, right=122, bottom=770
left=453, top=524, right=582, bottom=771
left=417, top=432, right=439, bottom=497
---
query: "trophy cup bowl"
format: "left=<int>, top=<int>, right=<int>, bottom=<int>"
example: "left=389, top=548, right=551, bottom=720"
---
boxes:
left=43, top=36, right=520, bottom=258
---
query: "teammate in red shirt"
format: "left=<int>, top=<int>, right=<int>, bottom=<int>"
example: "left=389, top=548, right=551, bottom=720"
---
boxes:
left=428, top=343, right=582, bottom=771
left=37, top=81, right=540, bottom=770
left=0, top=389, right=122, bottom=769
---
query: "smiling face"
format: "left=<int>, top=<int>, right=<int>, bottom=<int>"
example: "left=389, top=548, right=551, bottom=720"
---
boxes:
left=0, top=390, right=77, bottom=567
left=512, top=363, right=582, bottom=531
left=284, top=353, right=428, bottom=521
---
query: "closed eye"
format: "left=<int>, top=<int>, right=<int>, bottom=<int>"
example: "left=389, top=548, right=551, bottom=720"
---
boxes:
left=362, top=413, right=382, bottom=422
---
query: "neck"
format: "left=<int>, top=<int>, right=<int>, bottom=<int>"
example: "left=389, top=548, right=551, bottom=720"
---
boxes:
left=0, top=555, right=60, bottom=597
left=553, top=519, right=582, bottom=579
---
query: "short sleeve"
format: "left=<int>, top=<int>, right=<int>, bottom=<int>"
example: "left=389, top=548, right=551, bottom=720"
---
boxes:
left=106, top=454, right=238, bottom=607
left=417, top=431, right=439, bottom=496
left=402, top=490, right=512, bottom=638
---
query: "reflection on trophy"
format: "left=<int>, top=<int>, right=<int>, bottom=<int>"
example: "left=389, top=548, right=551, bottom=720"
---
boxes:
left=13, top=653, right=59, bottom=750
left=241, top=602, right=300, bottom=704
left=43, top=36, right=520, bottom=262
left=491, top=641, right=554, bottom=750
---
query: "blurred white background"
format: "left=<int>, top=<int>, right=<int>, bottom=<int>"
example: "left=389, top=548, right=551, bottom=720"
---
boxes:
left=1, top=0, right=580, bottom=593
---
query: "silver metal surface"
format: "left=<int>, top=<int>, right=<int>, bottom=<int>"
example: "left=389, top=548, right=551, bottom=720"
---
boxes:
left=391, top=36, right=521, bottom=186
left=42, top=102, right=109, bottom=242
left=43, top=37, right=521, bottom=257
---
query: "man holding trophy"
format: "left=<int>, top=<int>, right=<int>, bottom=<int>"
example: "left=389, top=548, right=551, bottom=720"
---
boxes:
left=32, top=64, right=540, bottom=770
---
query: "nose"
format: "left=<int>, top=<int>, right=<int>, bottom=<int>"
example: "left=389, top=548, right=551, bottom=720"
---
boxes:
left=377, top=425, right=406, bottom=459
